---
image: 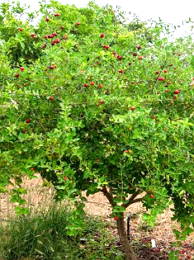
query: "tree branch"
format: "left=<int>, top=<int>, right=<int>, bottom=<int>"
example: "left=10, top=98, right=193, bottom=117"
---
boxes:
left=101, top=186, right=115, bottom=206
left=122, top=191, right=144, bottom=208
left=130, top=197, right=144, bottom=204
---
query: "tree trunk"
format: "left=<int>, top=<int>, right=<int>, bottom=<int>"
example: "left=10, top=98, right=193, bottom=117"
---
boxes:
left=101, top=187, right=137, bottom=259
left=116, top=213, right=137, bottom=260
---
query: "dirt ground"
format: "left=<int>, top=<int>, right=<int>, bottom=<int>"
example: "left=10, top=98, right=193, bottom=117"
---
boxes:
left=0, top=175, right=193, bottom=259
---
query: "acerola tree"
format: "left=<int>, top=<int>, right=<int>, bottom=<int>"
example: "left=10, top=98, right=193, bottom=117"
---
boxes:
left=0, top=1, right=194, bottom=259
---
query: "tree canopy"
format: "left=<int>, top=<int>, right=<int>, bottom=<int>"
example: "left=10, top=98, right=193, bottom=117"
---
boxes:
left=0, top=1, right=193, bottom=259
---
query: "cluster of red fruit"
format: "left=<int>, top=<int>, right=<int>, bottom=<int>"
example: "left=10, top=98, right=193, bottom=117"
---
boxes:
left=83, top=82, right=104, bottom=89
left=100, top=33, right=110, bottom=51
left=51, top=38, right=61, bottom=45
left=155, top=69, right=181, bottom=96
left=132, top=45, right=143, bottom=60
left=43, top=31, right=62, bottom=45
left=132, top=52, right=144, bottom=60
left=83, top=81, right=95, bottom=87
left=44, top=32, right=58, bottom=39
left=103, top=44, right=143, bottom=75
left=14, top=67, right=25, bottom=78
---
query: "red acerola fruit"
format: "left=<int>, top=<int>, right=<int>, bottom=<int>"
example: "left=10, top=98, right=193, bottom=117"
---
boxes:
left=43, top=35, right=49, bottom=39
left=97, top=100, right=105, bottom=105
left=48, top=34, right=54, bottom=39
left=31, top=33, right=37, bottom=38
left=25, top=119, right=31, bottom=124
left=100, top=33, right=105, bottom=38
left=14, top=73, right=20, bottom=78
left=30, top=167, right=36, bottom=171
left=113, top=216, right=119, bottom=221
left=52, top=32, right=57, bottom=36
left=138, top=56, right=143, bottom=60
left=118, top=69, right=124, bottom=73
left=117, top=55, right=123, bottom=60
left=83, top=83, right=89, bottom=87
left=49, top=96, right=55, bottom=101
left=20, top=67, right=25, bottom=72
left=103, top=45, right=110, bottom=50
left=123, top=150, right=129, bottom=153
left=136, top=45, right=142, bottom=50
left=174, top=89, right=180, bottom=94
left=51, top=38, right=61, bottom=45
left=54, top=13, right=61, bottom=17
left=75, top=22, right=81, bottom=26
left=123, top=150, right=132, bottom=154
left=129, top=106, right=136, bottom=111
left=18, top=28, right=23, bottom=32
left=163, top=69, right=168, bottom=73
left=157, top=77, right=165, bottom=81
left=150, top=194, right=155, bottom=199
left=48, top=65, right=57, bottom=69
left=90, top=81, right=95, bottom=85
left=98, top=84, right=103, bottom=88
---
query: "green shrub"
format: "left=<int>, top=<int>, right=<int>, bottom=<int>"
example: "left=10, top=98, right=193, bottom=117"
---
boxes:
left=0, top=206, right=123, bottom=260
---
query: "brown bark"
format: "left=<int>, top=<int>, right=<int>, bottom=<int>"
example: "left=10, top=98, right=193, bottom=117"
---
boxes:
left=102, top=187, right=137, bottom=260
left=117, top=213, right=137, bottom=260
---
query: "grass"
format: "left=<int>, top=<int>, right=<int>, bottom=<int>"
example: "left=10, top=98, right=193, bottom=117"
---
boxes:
left=0, top=205, right=124, bottom=260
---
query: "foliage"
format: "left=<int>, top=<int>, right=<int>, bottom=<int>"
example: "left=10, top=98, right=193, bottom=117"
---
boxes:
left=0, top=0, right=193, bottom=258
